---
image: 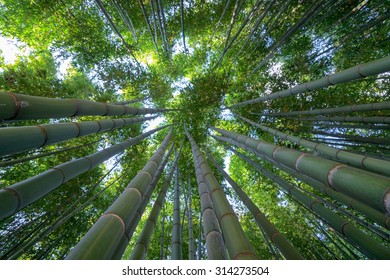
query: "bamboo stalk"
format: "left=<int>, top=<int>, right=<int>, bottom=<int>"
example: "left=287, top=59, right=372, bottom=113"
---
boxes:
left=259, top=101, right=390, bottom=117
left=171, top=165, right=182, bottom=259
left=0, top=115, right=155, bottom=156
left=187, top=176, right=196, bottom=260
left=0, top=92, right=168, bottom=121
left=66, top=128, right=173, bottom=259
left=285, top=115, right=390, bottom=124
left=230, top=55, right=390, bottom=108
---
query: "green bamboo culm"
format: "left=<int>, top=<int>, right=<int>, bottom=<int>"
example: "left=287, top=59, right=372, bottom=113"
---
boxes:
left=130, top=145, right=182, bottom=260
left=65, top=127, right=173, bottom=260
left=307, top=130, right=390, bottom=146
left=211, top=127, right=390, bottom=215
left=0, top=91, right=169, bottom=121
left=235, top=114, right=390, bottom=176
left=217, top=141, right=390, bottom=259
left=0, top=125, right=168, bottom=221
left=207, top=152, right=304, bottom=260
left=186, top=129, right=228, bottom=260
left=215, top=135, right=390, bottom=230
left=187, top=177, right=196, bottom=260
left=0, top=115, right=156, bottom=156
left=286, top=116, right=390, bottom=124
left=257, top=101, right=390, bottom=117
left=111, top=142, right=175, bottom=259
left=187, top=131, right=257, bottom=260
left=171, top=165, right=183, bottom=259
left=230, top=55, right=390, bottom=108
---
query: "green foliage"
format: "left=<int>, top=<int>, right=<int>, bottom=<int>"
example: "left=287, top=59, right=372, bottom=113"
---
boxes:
left=1, top=0, right=389, bottom=260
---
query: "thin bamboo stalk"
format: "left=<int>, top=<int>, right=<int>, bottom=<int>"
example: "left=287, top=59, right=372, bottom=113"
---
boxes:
left=230, top=55, right=390, bottom=108
left=130, top=147, right=182, bottom=260
left=310, top=130, right=390, bottom=146
left=0, top=138, right=102, bottom=167
left=198, top=211, right=203, bottom=260
left=212, top=127, right=390, bottom=215
left=187, top=132, right=257, bottom=260
left=286, top=116, right=390, bottom=124
left=0, top=115, right=155, bottom=156
left=0, top=126, right=169, bottom=221
left=93, top=0, right=140, bottom=64
left=138, top=0, right=159, bottom=52
left=66, top=128, right=173, bottom=259
left=259, top=101, right=390, bottom=117
left=171, top=165, right=182, bottom=259
left=0, top=92, right=168, bottom=121
left=160, top=206, right=165, bottom=260
left=187, top=176, right=196, bottom=260
left=207, top=153, right=304, bottom=260
left=235, top=114, right=390, bottom=176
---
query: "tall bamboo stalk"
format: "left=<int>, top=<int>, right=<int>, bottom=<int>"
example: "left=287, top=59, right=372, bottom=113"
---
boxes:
left=171, top=165, right=182, bottom=259
left=187, top=131, right=257, bottom=260
left=160, top=206, right=165, bottom=260
left=207, top=153, right=304, bottom=259
left=0, top=115, right=155, bottom=156
left=214, top=139, right=390, bottom=259
left=258, top=101, right=390, bottom=117
left=235, top=114, right=390, bottom=176
left=130, top=146, right=182, bottom=260
left=198, top=212, right=203, bottom=260
left=187, top=177, right=196, bottom=260
left=309, top=130, right=390, bottom=146
left=230, top=55, right=390, bottom=108
left=0, top=138, right=101, bottom=167
left=0, top=92, right=168, bottom=121
left=65, top=128, right=173, bottom=259
left=287, top=115, right=390, bottom=124
left=0, top=126, right=168, bottom=221
left=212, top=126, right=390, bottom=215
left=93, top=0, right=140, bottom=64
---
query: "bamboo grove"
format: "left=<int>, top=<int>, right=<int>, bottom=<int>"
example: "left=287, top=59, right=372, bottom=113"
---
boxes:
left=0, top=0, right=389, bottom=260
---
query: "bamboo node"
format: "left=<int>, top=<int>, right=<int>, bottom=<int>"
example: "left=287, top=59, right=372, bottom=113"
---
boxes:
left=232, top=252, right=257, bottom=260
left=4, top=187, right=22, bottom=211
left=36, top=125, right=49, bottom=147
left=271, top=146, right=282, bottom=160
left=357, top=64, right=367, bottom=78
left=295, top=154, right=307, bottom=171
left=5, top=92, right=21, bottom=120
left=102, top=212, right=126, bottom=232
left=384, top=191, right=390, bottom=214
left=52, top=167, right=67, bottom=184
left=71, top=122, right=82, bottom=137
left=327, top=164, right=344, bottom=188
left=71, top=99, right=80, bottom=117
